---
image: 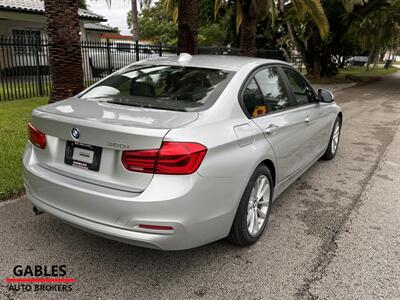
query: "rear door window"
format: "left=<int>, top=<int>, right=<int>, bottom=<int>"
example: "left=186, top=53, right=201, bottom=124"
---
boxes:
left=243, top=79, right=265, bottom=117
left=242, top=67, right=292, bottom=117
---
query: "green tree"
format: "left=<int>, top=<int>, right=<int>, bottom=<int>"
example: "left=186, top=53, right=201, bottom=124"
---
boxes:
left=347, top=0, right=400, bottom=70
left=215, top=0, right=329, bottom=57
left=134, top=0, right=229, bottom=47
left=77, top=0, right=87, bottom=9
left=129, top=2, right=178, bottom=44
left=283, top=0, right=391, bottom=77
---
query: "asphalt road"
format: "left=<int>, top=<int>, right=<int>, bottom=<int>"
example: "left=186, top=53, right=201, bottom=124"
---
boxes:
left=1, top=73, right=400, bottom=300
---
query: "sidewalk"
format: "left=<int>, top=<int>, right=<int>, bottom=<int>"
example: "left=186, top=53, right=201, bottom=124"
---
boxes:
left=310, top=129, right=400, bottom=299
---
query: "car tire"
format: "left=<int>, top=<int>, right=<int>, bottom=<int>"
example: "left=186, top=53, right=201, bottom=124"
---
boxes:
left=321, top=115, right=342, bottom=160
left=228, top=165, right=273, bottom=246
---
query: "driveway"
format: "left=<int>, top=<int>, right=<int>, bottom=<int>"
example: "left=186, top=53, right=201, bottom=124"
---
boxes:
left=1, top=73, right=400, bottom=300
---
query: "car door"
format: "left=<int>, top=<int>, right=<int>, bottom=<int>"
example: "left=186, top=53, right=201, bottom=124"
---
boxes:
left=280, top=66, right=331, bottom=162
left=241, top=66, right=311, bottom=184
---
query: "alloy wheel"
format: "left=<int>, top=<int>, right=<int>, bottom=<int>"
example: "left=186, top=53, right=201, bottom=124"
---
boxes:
left=332, top=121, right=340, bottom=154
left=247, top=175, right=270, bottom=236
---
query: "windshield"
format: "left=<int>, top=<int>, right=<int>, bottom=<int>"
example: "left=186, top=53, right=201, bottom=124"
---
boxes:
left=80, top=65, right=233, bottom=112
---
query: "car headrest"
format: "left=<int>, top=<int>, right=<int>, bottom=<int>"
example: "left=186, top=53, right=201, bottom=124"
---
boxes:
left=130, top=81, right=155, bottom=97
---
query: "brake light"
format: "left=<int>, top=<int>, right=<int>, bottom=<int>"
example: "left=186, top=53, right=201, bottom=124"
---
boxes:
left=121, top=142, right=207, bottom=175
left=28, top=122, right=46, bottom=149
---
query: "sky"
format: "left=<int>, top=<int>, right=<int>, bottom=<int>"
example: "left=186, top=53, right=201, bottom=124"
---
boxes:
left=87, top=0, right=133, bottom=35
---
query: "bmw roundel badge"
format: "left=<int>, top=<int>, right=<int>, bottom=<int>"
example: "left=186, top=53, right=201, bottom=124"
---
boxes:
left=71, top=128, right=80, bottom=140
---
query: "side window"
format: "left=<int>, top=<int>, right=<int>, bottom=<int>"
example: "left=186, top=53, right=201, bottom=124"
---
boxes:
left=242, top=67, right=292, bottom=117
left=283, top=68, right=316, bottom=105
left=254, top=68, right=292, bottom=112
left=242, top=79, right=265, bottom=117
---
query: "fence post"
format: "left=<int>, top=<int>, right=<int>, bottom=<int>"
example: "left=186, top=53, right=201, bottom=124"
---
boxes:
left=159, top=44, right=162, bottom=57
left=35, top=39, right=43, bottom=97
left=106, top=39, right=112, bottom=75
left=135, top=41, right=139, bottom=61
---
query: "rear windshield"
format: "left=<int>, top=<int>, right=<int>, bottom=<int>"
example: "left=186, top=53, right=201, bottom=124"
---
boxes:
left=80, top=65, right=233, bottom=112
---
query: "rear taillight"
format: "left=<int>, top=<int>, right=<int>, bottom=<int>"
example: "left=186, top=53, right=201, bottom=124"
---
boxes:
left=122, top=142, right=207, bottom=175
left=28, top=122, right=46, bottom=149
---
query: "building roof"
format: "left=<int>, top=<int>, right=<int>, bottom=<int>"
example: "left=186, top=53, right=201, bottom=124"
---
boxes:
left=84, top=23, right=117, bottom=33
left=0, top=0, right=106, bottom=21
left=101, top=33, right=133, bottom=40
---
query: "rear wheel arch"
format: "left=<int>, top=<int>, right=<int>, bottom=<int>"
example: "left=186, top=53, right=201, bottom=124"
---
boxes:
left=260, top=159, right=276, bottom=187
left=228, top=164, right=273, bottom=246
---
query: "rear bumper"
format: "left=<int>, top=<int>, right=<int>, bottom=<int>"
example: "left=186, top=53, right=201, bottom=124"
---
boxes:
left=23, top=144, right=245, bottom=250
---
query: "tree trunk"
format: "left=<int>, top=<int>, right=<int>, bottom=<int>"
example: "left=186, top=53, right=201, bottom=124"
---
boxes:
left=373, top=48, right=380, bottom=70
left=366, top=39, right=376, bottom=71
left=240, top=5, right=257, bottom=57
left=131, top=0, right=140, bottom=41
left=44, top=0, right=84, bottom=103
left=391, top=37, right=399, bottom=60
left=177, top=0, right=198, bottom=54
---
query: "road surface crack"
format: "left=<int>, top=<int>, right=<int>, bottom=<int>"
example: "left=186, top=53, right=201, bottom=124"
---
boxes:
left=295, top=120, right=400, bottom=299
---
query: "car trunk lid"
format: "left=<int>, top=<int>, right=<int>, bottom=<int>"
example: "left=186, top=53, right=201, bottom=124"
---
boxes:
left=30, top=97, right=198, bottom=192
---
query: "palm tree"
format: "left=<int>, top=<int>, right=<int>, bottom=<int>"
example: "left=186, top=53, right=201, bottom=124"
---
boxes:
left=215, top=0, right=329, bottom=57
left=177, top=0, right=198, bottom=54
left=125, top=0, right=153, bottom=41
left=44, top=0, right=84, bottom=103
left=162, top=0, right=199, bottom=54
left=131, top=0, right=140, bottom=41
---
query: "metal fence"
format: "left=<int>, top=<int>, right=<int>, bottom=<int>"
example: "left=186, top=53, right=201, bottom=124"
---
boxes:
left=0, top=37, right=291, bottom=101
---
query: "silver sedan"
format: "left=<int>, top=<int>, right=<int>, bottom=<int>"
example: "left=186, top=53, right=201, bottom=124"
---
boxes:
left=23, top=54, right=342, bottom=250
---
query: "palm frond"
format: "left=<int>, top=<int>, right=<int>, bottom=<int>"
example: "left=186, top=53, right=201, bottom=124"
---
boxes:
left=341, top=0, right=369, bottom=13
left=214, top=0, right=223, bottom=20
left=161, top=0, right=179, bottom=23
left=172, top=5, right=179, bottom=23
left=236, top=0, right=243, bottom=33
left=293, top=0, right=329, bottom=38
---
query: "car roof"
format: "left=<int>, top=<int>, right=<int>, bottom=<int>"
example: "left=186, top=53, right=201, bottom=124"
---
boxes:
left=141, top=54, right=289, bottom=71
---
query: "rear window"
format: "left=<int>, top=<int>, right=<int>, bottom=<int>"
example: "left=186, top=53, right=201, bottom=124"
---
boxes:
left=80, top=65, right=233, bottom=112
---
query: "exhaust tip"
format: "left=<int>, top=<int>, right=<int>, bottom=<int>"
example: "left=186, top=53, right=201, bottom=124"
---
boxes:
left=33, top=207, right=44, bottom=216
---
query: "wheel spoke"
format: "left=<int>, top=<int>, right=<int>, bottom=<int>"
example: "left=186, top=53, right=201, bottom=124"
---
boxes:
left=256, top=177, right=268, bottom=200
left=250, top=186, right=257, bottom=200
left=247, top=209, right=254, bottom=227
left=256, top=177, right=265, bottom=199
left=252, top=208, right=258, bottom=235
left=257, top=208, right=266, bottom=219
left=334, top=126, right=339, bottom=135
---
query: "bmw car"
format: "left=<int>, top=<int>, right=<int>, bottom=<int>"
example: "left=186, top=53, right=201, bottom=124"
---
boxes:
left=23, top=54, right=342, bottom=250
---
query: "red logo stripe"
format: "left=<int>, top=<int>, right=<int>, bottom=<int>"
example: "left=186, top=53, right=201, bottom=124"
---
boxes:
left=5, top=278, right=76, bottom=283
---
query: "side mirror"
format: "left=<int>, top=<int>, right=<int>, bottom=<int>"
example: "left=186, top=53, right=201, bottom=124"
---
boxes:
left=318, top=89, right=334, bottom=103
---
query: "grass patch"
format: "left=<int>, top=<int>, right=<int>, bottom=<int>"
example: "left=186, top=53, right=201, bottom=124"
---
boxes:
left=0, top=82, right=51, bottom=101
left=310, top=66, right=398, bottom=84
left=338, top=66, right=398, bottom=81
left=0, top=97, right=48, bottom=200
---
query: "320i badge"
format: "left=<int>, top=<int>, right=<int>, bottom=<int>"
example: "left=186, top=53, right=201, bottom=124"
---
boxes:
left=23, top=54, right=342, bottom=250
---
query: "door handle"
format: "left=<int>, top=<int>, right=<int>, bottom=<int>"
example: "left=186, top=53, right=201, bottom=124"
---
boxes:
left=305, top=116, right=311, bottom=123
left=265, top=124, right=279, bottom=134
